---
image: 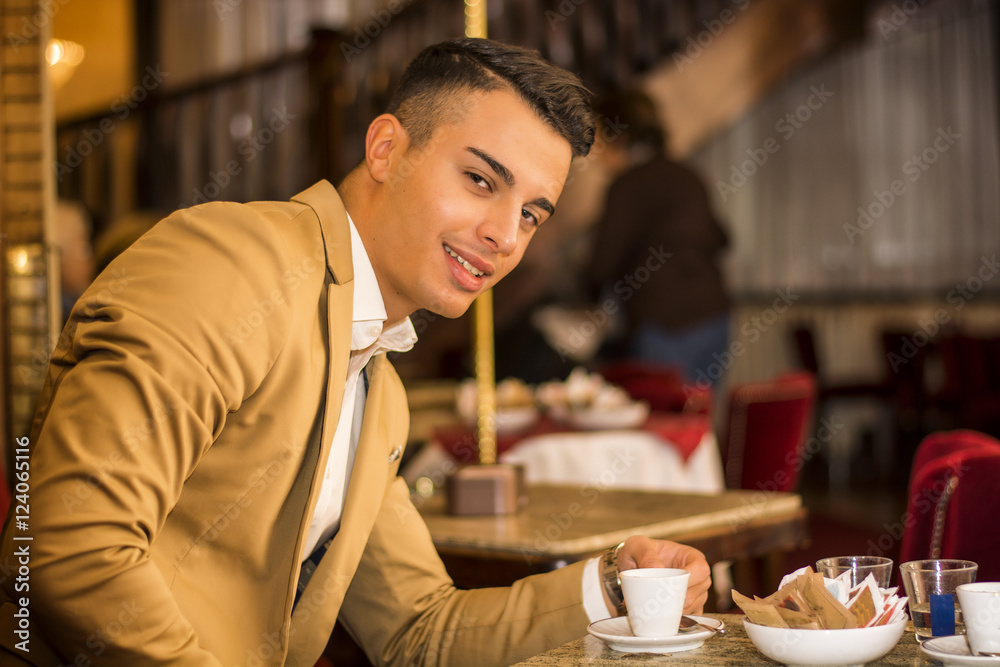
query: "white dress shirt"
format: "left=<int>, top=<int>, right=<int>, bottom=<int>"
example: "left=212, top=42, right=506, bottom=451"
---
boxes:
left=301, top=216, right=416, bottom=559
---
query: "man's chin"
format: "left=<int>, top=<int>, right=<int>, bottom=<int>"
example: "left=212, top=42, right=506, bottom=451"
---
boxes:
left=425, top=295, right=480, bottom=320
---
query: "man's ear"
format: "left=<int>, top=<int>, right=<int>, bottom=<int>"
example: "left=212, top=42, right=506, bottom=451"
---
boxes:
left=365, top=114, right=407, bottom=183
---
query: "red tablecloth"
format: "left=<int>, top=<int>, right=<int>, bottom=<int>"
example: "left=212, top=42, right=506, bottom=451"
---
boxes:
left=433, top=411, right=710, bottom=465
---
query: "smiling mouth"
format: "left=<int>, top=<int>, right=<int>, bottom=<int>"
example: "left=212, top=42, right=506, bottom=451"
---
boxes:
left=444, top=244, right=486, bottom=277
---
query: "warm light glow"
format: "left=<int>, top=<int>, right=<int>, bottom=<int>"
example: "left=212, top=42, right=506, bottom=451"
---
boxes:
left=11, top=249, right=29, bottom=272
left=46, top=39, right=85, bottom=67
left=465, top=0, right=487, bottom=38
left=46, top=39, right=85, bottom=92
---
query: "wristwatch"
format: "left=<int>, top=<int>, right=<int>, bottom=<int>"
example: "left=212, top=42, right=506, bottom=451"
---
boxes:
left=600, top=541, right=627, bottom=615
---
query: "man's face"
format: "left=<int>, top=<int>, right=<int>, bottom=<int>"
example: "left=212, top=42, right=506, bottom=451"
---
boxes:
left=365, top=88, right=573, bottom=321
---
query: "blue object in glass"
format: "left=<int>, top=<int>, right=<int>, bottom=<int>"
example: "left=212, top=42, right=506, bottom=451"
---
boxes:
left=929, top=593, right=955, bottom=637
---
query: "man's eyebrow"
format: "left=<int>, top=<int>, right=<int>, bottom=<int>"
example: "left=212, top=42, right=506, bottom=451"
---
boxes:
left=467, top=147, right=514, bottom=188
left=530, top=197, right=555, bottom=217
left=466, top=146, right=555, bottom=218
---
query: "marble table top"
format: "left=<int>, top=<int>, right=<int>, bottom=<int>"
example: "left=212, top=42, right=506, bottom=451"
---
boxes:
left=418, top=484, right=803, bottom=559
left=510, top=614, right=928, bottom=666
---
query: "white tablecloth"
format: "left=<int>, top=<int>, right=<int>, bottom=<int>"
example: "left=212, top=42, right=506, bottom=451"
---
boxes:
left=498, top=430, right=725, bottom=494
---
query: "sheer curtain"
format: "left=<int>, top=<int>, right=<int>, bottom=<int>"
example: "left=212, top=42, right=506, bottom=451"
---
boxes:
left=690, top=1, right=1000, bottom=298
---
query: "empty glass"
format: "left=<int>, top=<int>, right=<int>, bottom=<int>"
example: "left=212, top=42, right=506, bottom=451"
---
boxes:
left=816, top=556, right=894, bottom=588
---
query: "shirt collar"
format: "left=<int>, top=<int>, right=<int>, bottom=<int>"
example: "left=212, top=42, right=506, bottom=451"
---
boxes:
left=347, top=215, right=417, bottom=354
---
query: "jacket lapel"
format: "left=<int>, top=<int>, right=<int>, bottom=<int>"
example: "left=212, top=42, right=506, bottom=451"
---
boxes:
left=285, top=182, right=400, bottom=663
left=287, top=180, right=354, bottom=552
left=286, top=356, right=399, bottom=663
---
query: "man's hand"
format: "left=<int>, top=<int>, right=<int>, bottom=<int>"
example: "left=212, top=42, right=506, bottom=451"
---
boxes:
left=615, top=536, right=712, bottom=614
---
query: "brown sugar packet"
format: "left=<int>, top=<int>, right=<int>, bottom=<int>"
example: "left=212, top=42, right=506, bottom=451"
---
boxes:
left=776, top=606, right=823, bottom=629
left=732, top=590, right=789, bottom=628
left=800, top=573, right=858, bottom=629
left=763, top=575, right=813, bottom=611
left=846, top=584, right=878, bottom=627
left=769, top=574, right=826, bottom=628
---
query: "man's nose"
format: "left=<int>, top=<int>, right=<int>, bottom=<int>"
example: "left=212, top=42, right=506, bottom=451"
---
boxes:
left=479, top=208, right=519, bottom=254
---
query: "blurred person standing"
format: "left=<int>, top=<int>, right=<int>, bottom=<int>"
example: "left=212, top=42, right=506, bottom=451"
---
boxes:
left=585, top=89, right=731, bottom=385
left=54, top=200, right=96, bottom=322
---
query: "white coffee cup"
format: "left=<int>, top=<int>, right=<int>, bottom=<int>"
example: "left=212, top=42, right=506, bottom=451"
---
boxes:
left=620, top=567, right=690, bottom=637
left=957, top=582, right=1000, bottom=656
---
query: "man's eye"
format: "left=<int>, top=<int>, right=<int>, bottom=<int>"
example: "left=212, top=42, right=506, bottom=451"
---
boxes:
left=468, top=172, right=491, bottom=191
left=522, top=209, right=539, bottom=227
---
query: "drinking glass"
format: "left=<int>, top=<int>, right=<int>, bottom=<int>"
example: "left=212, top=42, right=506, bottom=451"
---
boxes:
left=900, top=559, right=977, bottom=641
left=816, top=556, right=894, bottom=588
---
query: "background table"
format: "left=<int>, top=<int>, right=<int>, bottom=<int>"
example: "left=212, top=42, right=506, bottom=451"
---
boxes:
left=499, top=428, right=724, bottom=495
left=416, top=484, right=808, bottom=589
left=509, top=614, right=925, bottom=666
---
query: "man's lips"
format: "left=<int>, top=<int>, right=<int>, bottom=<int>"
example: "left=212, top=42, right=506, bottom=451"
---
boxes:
left=444, top=244, right=491, bottom=278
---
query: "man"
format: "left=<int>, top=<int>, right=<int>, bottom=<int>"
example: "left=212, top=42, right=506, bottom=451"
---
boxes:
left=0, top=39, right=710, bottom=666
left=584, top=89, right=731, bottom=384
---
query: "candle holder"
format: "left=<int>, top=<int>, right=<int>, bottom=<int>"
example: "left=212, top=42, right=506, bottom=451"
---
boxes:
left=446, top=289, right=526, bottom=515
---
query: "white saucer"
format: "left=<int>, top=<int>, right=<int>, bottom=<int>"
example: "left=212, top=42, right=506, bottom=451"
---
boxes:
left=587, top=615, right=722, bottom=654
left=921, top=635, right=1000, bottom=666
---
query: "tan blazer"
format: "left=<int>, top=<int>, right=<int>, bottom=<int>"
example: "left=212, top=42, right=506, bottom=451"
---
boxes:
left=0, top=182, right=589, bottom=666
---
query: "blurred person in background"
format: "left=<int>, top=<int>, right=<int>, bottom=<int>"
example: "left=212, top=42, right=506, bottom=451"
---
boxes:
left=54, top=199, right=96, bottom=323
left=584, top=89, right=731, bottom=386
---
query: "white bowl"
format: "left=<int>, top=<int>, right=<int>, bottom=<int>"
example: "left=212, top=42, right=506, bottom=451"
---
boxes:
left=565, top=401, right=650, bottom=430
left=743, top=619, right=906, bottom=667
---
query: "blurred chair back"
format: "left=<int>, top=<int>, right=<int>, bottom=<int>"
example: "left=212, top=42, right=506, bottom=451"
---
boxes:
left=722, top=372, right=817, bottom=492
left=599, top=360, right=712, bottom=415
left=909, top=429, right=1000, bottom=482
left=899, top=430, right=1000, bottom=580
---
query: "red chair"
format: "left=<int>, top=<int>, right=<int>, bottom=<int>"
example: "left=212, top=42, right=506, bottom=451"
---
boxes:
left=598, top=360, right=712, bottom=415
left=898, top=431, right=1000, bottom=581
left=909, top=429, right=1000, bottom=483
left=721, top=372, right=817, bottom=492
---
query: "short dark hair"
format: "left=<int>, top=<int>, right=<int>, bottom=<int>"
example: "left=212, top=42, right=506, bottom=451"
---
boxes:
left=386, top=38, right=596, bottom=159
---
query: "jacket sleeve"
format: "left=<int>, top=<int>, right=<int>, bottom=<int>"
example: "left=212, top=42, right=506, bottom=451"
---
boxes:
left=339, top=478, right=591, bottom=667
left=0, top=203, right=297, bottom=665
